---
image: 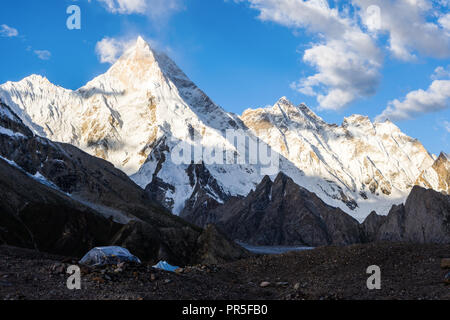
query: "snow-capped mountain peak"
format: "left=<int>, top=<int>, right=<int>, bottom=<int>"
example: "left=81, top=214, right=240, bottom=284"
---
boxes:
left=240, top=97, right=440, bottom=220
left=80, top=37, right=169, bottom=97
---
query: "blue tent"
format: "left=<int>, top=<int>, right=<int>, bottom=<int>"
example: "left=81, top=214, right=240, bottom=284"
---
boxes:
left=153, top=261, right=180, bottom=272
left=79, top=246, right=141, bottom=266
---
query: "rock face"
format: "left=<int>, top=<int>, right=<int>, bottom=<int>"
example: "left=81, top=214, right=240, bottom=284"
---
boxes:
left=194, top=224, right=251, bottom=265
left=183, top=177, right=449, bottom=247
left=360, top=211, right=387, bottom=242
left=362, top=186, right=450, bottom=243
left=0, top=101, right=248, bottom=265
left=179, top=162, right=232, bottom=226
left=0, top=37, right=445, bottom=221
left=183, top=172, right=363, bottom=247
left=0, top=156, right=123, bottom=257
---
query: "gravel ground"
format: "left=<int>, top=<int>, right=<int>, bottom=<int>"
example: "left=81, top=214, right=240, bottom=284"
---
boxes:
left=0, top=242, right=448, bottom=300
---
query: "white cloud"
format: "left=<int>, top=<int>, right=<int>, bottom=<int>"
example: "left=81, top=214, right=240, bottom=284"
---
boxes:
left=438, top=13, right=450, bottom=31
left=34, top=50, right=51, bottom=60
left=95, top=35, right=164, bottom=64
left=95, top=0, right=183, bottom=19
left=0, top=24, right=18, bottom=37
left=96, top=0, right=147, bottom=14
left=444, top=120, right=450, bottom=133
left=431, top=65, right=450, bottom=80
left=376, top=80, right=450, bottom=121
left=353, top=0, right=450, bottom=61
left=242, top=0, right=382, bottom=110
left=95, top=37, right=135, bottom=64
left=292, top=38, right=381, bottom=110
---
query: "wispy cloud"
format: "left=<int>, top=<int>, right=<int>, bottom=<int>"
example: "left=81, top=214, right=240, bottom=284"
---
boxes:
left=444, top=120, right=450, bottom=133
left=431, top=65, right=450, bottom=80
left=0, top=24, right=18, bottom=37
left=438, top=13, right=450, bottom=31
left=95, top=35, right=165, bottom=64
left=96, top=37, right=136, bottom=64
left=34, top=50, right=51, bottom=60
left=94, top=0, right=184, bottom=20
left=96, top=0, right=147, bottom=14
left=376, top=79, right=450, bottom=121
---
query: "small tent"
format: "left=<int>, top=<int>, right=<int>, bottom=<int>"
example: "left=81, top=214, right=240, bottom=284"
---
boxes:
left=152, top=261, right=180, bottom=272
left=79, top=246, right=141, bottom=266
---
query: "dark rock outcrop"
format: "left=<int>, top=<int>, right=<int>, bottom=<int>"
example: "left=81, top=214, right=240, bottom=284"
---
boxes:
left=194, top=224, right=250, bottom=265
left=362, top=186, right=450, bottom=243
left=110, top=221, right=249, bottom=266
left=0, top=157, right=122, bottom=257
left=180, top=162, right=232, bottom=227
left=361, top=211, right=387, bottom=242
left=184, top=171, right=450, bottom=247
left=184, top=172, right=363, bottom=247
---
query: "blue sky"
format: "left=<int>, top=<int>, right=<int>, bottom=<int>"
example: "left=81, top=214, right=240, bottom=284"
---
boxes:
left=0, top=0, right=449, bottom=154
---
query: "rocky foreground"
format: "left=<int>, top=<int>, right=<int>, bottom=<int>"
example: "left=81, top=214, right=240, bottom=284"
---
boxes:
left=0, top=242, right=448, bottom=300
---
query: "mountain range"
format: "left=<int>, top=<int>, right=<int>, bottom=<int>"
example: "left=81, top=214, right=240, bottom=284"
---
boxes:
left=0, top=36, right=448, bottom=226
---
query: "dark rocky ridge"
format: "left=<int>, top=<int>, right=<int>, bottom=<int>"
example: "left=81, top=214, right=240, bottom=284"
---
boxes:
left=180, top=162, right=233, bottom=226
left=0, top=101, right=249, bottom=266
left=183, top=172, right=450, bottom=247
left=360, top=211, right=387, bottom=243
left=144, top=141, right=233, bottom=219
left=362, top=186, right=450, bottom=243
left=182, top=172, right=363, bottom=247
left=0, top=157, right=122, bottom=256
